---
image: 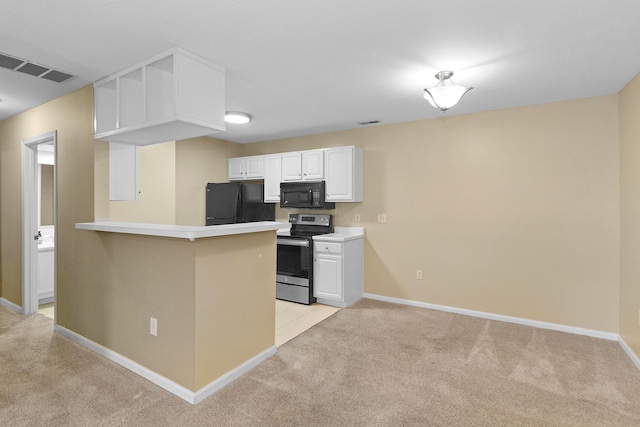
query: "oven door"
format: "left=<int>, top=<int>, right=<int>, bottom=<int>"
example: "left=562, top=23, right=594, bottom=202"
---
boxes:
left=276, top=238, right=310, bottom=280
left=276, top=237, right=315, bottom=304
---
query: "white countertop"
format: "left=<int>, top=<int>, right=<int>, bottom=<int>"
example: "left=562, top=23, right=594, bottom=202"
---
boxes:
left=75, top=221, right=291, bottom=241
left=312, top=226, right=365, bottom=242
left=38, top=242, right=55, bottom=251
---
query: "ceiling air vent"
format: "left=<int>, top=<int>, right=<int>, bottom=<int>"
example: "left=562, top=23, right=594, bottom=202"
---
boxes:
left=0, top=52, right=73, bottom=83
left=0, top=53, right=24, bottom=70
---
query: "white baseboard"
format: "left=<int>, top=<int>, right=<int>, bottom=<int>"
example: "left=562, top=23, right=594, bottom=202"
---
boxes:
left=363, top=293, right=640, bottom=370
left=0, top=297, right=23, bottom=314
left=363, top=293, right=620, bottom=341
left=193, top=345, right=277, bottom=404
left=619, top=336, right=640, bottom=371
left=54, top=325, right=276, bottom=404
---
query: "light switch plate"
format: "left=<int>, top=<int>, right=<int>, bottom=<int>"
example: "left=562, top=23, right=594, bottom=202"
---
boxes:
left=378, top=213, right=387, bottom=223
left=150, top=317, right=158, bottom=336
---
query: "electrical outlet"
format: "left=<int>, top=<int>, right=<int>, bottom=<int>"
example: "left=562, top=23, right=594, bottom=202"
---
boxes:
left=378, top=213, right=387, bottom=223
left=150, top=317, right=158, bottom=336
left=416, top=270, right=423, bottom=280
left=354, top=213, right=361, bottom=222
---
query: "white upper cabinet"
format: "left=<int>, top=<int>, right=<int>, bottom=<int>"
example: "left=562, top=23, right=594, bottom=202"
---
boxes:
left=325, top=146, right=363, bottom=202
left=281, top=150, right=324, bottom=181
left=229, top=146, right=363, bottom=203
left=303, top=150, right=324, bottom=180
left=109, top=142, right=138, bottom=201
left=264, top=154, right=282, bottom=202
left=94, top=47, right=225, bottom=146
left=228, top=155, right=264, bottom=180
left=281, top=152, right=302, bottom=181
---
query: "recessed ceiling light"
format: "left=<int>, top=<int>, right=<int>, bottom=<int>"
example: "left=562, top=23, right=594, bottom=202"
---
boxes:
left=225, top=111, right=252, bottom=124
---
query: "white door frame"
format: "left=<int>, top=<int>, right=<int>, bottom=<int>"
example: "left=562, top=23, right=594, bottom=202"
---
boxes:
left=22, top=130, right=57, bottom=315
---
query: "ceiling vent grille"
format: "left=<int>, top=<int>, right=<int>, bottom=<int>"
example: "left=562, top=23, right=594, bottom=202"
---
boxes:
left=0, top=52, right=73, bottom=83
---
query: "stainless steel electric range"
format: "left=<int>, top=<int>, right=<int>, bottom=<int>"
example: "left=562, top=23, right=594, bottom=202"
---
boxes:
left=276, top=213, right=332, bottom=304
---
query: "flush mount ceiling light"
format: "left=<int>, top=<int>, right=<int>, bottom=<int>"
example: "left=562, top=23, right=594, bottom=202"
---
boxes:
left=423, top=70, right=473, bottom=112
left=224, top=111, right=252, bottom=124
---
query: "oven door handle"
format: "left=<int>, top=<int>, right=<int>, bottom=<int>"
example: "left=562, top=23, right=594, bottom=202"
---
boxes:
left=277, top=239, right=309, bottom=247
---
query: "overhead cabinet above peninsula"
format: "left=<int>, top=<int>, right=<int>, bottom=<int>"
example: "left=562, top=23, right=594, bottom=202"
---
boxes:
left=229, top=146, right=363, bottom=203
left=94, top=48, right=225, bottom=145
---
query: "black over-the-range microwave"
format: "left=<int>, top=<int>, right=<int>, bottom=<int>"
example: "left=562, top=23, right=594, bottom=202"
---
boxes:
left=280, top=181, right=335, bottom=209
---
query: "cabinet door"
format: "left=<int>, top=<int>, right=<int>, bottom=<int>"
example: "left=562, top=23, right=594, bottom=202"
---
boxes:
left=228, top=158, right=244, bottom=180
left=302, top=150, right=324, bottom=180
left=314, top=254, right=343, bottom=300
left=244, top=156, right=264, bottom=179
left=109, top=142, right=138, bottom=201
left=281, top=152, right=302, bottom=181
left=325, top=147, right=353, bottom=201
left=264, top=155, right=282, bottom=202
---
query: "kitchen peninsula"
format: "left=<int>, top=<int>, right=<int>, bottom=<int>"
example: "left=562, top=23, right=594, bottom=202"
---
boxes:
left=73, top=220, right=289, bottom=404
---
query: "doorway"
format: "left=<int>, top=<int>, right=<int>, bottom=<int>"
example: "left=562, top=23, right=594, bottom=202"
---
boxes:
left=21, top=131, right=57, bottom=317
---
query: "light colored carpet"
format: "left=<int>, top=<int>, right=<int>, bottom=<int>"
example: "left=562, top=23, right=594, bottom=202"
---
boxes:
left=2, top=298, right=640, bottom=426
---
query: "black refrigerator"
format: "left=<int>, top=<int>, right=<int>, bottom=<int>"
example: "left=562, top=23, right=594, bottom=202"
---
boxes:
left=205, top=182, right=275, bottom=225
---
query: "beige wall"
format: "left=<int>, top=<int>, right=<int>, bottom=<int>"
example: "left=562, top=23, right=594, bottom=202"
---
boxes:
left=103, top=136, right=242, bottom=226
left=0, top=85, right=275, bottom=390
left=0, top=81, right=635, bottom=376
left=244, top=96, right=621, bottom=332
left=0, top=86, right=96, bottom=310
left=40, top=164, right=54, bottom=225
left=194, top=232, right=275, bottom=389
left=175, top=136, right=242, bottom=226
left=109, top=141, right=177, bottom=224
left=620, top=71, right=640, bottom=357
left=77, top=231, right=275, bottom=390
left=94, top=140, right=109, bottom=219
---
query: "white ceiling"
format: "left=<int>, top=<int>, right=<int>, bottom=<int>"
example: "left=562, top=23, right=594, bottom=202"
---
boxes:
left=1, top=0, right=639, bottom=144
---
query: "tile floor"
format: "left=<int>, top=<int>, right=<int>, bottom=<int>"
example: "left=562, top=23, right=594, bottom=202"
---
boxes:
left=38, top=302, right=54, bottom=320
left=275, top=299, right=340, bottom=346
left=39, top=300, right=339, bottom=347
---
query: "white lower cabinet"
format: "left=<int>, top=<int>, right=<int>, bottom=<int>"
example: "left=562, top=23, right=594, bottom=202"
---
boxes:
left=314, top=247, right=344, bottom=302
left=313, top=230, right=364, bottom=307
left=38, top=247, right=54, bottom=303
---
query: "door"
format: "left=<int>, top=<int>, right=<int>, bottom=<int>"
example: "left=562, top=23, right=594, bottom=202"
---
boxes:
left=22, top=131, right=57, bottom=316
left=244, top=156, right=264, bottom=179
left=281, top=152, right=302, bottom=181
left=325, top=147, right=353, bottom=201
left=206, top=182, right=241, bottom=225
left=302, top=150, right=324, bottom=180
left=228, top=157, right=244, bottom=180
left=314, top=254, right=343, bottom=300
left=264, top=155, right=282, bottom=203
left=277, top=239, right=310, bottom=279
